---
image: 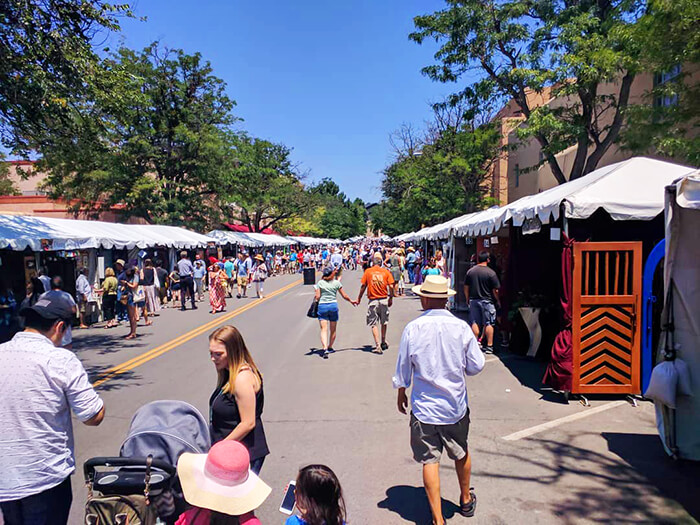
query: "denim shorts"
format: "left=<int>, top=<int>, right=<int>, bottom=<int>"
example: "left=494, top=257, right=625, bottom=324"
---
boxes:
left=317, top=302, right=339, bottom=322
left=469, top=299, right=496, bottom=327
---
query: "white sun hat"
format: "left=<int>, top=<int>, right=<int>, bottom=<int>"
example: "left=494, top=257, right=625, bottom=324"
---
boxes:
left=412, top=275, right=457, bottom=298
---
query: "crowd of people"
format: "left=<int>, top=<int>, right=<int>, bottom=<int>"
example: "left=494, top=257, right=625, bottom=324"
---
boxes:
left=0, top=238, right=503, bottom=525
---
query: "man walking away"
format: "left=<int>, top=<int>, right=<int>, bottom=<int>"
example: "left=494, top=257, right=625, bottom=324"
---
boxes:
left=356, top=252, right=395, bottom=354
left=223, top=256, right=235, bottom=297
left=177, top=251, right=197, bottom=311
left=236, top=252, right=252, bottom=298
left=0, top=291, right=105, bottom=524
left=463, top=251, right=500, bottom=354
left=394, top=275, right=484, bottom=524
left=155, top=260, right=169, bottom=307
left=75, top=267, right=92, bottom=328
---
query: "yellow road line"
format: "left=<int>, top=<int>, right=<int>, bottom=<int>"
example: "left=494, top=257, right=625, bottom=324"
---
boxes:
left=92, top=279, right=302, bottom=388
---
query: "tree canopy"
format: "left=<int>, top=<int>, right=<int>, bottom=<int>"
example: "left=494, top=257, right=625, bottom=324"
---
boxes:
left=309, top=178, right=366, bottom=239
left=0, top=0, right=134, bottom=154
left=38, top=43, right=235, bottom=228
left=411, top=0, right=648, bottom=183
left=372, top=113, right=501, bottom=237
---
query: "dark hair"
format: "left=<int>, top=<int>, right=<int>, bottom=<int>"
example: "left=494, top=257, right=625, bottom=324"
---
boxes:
left=23, top=309, right=63, bottom=333
left=51, top=276, right=64, bottom=290
left=144, top=258, right=153, bottom=267
left=295, top=465, right=346, bottom=525
left=478, top=251, right=490, bottom=263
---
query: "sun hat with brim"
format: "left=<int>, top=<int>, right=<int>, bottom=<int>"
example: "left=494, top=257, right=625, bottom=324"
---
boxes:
left=115, top=259, right=126, bottom=266
left=177, top=440, right=271, bottom=516
left=254, top=254, right=264, bottom=262
left=412, top=275, right=456, bottom=298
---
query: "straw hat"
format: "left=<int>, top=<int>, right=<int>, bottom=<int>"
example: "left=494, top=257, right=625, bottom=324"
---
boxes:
left=412, top=275, right=456, bottom=298
left=254, top=254, right=264, bottom=262
left=177, top=440, right=271, bottom=516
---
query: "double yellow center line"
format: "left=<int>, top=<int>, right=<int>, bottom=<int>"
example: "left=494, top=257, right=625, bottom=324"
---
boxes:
left=92, top=279, right=302, bottom=388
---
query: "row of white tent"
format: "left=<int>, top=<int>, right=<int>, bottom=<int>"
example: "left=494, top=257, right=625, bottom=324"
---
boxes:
left=395, top=157, right=697, bottom=243
left=0, top=215, right=342, bottom=252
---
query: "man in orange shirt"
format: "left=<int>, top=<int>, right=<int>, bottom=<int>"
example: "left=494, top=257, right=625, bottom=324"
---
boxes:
left=357, top=252, right=395, bottom=354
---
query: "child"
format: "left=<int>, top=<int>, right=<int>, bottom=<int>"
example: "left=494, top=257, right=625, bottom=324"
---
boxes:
left=397, top=272, right=405, bottom=296
left=285, top=465, right=346, bottom=525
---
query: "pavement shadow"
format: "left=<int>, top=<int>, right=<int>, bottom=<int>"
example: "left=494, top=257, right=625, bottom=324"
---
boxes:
left=377, top=485, right=460, bottom=524
left=496, top=353, right=575, bottom=404
left=603, top=432, right=700, bottom=521
left=476, top=433, right=695, bottom=523
left=72, top=333, right=149, bottom=355
left=304, top=346, right=377, bottom=358
left=84, top=366, right=143, bottom=392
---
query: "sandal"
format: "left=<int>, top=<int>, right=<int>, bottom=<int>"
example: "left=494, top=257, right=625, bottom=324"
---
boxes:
left=460, top=488, right=477, bottom=517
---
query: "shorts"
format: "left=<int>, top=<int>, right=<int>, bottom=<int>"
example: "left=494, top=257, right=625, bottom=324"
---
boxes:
left=469, top=299, right=496, bottom=327
left=317, top=302, right=339, bottom=322
left=367, top=298, right=389, bottom=326
left=237, top=276, right=249, bottom=287
left=410, top=410, right=470, bottom=464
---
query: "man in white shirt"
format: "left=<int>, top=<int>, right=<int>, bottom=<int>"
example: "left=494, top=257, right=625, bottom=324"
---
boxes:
left=393, top=275, right=485, bottom=524
left=75, top=267, right=93, bottom=328
left=0, top=291, right=105, bottom=524
left=330, top=247, right=343, bottom=270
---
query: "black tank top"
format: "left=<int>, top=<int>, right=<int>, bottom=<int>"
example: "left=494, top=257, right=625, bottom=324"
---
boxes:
left=209, top=370, right=269, bottom=461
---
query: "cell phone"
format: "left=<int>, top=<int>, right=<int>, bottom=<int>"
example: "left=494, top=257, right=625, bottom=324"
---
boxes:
left=279, top=480, right=296, bottom=515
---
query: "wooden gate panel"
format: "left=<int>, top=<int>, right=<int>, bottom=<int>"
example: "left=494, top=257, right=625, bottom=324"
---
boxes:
left=572, top=242, right=642, bottom=395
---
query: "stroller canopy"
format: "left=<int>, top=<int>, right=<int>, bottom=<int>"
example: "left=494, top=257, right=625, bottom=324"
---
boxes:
left=120, top=400, right=211, bottom=465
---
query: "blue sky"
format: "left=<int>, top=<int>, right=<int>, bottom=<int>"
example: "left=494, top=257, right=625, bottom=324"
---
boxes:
left=110, top=0, right=452, bottom=203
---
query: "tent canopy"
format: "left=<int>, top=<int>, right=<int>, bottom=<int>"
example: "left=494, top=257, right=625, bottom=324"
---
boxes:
left=0, top=215, right=215, bottom=251
left=287, top=235, right=339, bottom=246
left=399, top=157, right=696, bottom=240
left=206, top=230, right=263, bottom=248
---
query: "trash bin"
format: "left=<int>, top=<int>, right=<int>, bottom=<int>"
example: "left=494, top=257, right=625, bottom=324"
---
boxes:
left=303, top=267, right=316, bottom=285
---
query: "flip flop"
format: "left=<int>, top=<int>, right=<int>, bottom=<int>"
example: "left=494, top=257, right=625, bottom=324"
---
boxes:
left=460, top=488, right=477, bottom=517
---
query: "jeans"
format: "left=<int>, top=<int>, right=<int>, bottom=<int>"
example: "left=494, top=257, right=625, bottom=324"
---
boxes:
left=180, top=275, right=196, bottom=309
left=0, top=477, right=72, bottom=525
left=193, top=276, right=204, bottom=298
left=250, top=456, right=265, bottom=475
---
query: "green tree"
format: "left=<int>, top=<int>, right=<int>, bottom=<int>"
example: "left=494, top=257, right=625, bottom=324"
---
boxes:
left=309, top=177, right=366, bottom=239
left=219, top=134, right=310, bottom=233
left=620, top=0, right=700, bottom=165
left=39, top=43, right=235, bottom=229
left=411, top=0, right=646, bottom=183
left=0, top=0, right=134, bottom=154
left=377, top=119, right=501, bottom=235
left=0, top=158, right=20, bottom=195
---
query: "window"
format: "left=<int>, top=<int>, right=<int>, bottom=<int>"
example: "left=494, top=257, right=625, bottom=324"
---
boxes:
left=514, top=163, right=520, bottom=187
left=654, top=64, right=681, bottom=108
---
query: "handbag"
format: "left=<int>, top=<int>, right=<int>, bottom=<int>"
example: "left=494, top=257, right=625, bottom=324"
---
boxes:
left=306, top=299, right=319, bottom=318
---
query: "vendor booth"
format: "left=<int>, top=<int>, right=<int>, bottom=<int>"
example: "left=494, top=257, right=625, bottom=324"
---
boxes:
left=656, top=172, right=700, bottom=460
left=393, top=157, right=697, bottom=397
left=0, top=215, right=215, bottom=336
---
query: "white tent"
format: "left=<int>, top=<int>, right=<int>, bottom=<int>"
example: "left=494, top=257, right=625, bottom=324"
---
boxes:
left=287, top=236, right=339, bottom=246
left=207, top=230, right=264, bottom=248
left=0, top=215, right=215, bottom=251
left=243, top=232, right=294, bottom=247
left=394, top=157, right=697, bottom=241
left=656, top=172, right=700, bottom=460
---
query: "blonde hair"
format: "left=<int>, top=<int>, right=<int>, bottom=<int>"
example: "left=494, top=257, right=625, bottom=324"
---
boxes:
left=105, top=267, right=115, bottom=277
left=209, top=326, right=261, bottom=395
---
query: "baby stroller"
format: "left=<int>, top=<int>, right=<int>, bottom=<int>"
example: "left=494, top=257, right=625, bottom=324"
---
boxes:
left=84, top=400, right=211, bottom=524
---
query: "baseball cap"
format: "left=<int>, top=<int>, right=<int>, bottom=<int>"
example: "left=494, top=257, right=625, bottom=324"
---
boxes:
left=322, top=266, right=335, bottom=277
left=20, top=290, right=74, bottom=322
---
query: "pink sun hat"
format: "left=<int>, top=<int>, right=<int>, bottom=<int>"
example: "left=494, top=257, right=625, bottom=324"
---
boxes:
left=177, top=441, right=271, bottom=516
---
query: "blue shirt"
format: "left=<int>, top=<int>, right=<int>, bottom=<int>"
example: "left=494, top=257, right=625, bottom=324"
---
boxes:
left=321, top=249, right=329, bottom=260
left=393, top=309, right=485, bottom=425
left=223, top=260, right=234, bottom=278
left=193, top=261, right=206, bottom=279
left=237, top=257, right=252, bottom=277
left=177, top=258, right=194, bottom=277
left=286, top=516, right=346, bottom=525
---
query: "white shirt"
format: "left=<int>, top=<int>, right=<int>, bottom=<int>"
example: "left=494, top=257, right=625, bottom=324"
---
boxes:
left=330, top=253, right=343, bottom=268
left=0, top=332, right=104, bottom=501
left=75, top=274, right=93, bottom=302
left=393, top=309, right=485, bottom=425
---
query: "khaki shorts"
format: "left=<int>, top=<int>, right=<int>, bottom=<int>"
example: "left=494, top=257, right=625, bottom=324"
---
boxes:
left=237, top=276, right=249, bottom=287
left=410, top=410, right=470, bottom=464
left=367, top=298, right=389, bottom=326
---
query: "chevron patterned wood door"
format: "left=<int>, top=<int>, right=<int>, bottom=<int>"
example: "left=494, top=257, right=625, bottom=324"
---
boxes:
left=572, top=242, right=643, bottom=394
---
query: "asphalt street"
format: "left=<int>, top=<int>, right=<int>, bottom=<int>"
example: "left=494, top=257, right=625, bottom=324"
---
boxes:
left=20, top=270, right=698, bottom=524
